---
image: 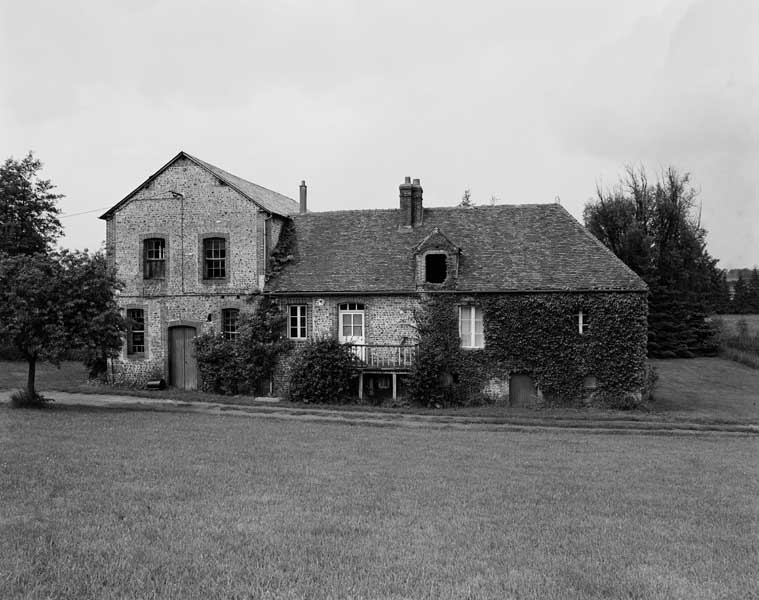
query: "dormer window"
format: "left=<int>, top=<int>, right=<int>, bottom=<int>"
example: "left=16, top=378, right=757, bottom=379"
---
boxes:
left=425, top=253, right=447, bottom=283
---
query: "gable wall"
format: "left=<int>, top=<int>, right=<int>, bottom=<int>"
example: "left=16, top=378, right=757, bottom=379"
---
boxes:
left=108, top=157, right=281, bottom=297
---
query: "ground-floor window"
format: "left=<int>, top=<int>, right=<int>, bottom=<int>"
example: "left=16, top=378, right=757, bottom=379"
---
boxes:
left=222, top=308, right=240, bottom=340
left=126, top=308, right=145, bottom=355
left=459, top=305, right=484, bottom=348
left=289, top=305, right=307, bottom=339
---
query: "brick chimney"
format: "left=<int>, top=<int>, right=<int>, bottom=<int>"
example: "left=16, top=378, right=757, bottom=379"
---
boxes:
left=299, top=180, right=307, bottom=214
left=411, top=178, right=423, bottom=226
left=399, top=176, right=413, bottom=227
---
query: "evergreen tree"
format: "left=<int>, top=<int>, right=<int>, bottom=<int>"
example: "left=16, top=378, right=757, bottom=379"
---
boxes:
left=748, top=268, right=759, bottom=313
left=732, top=273, right=750, bottom=314
left=584, top=166, right=720, bottom=356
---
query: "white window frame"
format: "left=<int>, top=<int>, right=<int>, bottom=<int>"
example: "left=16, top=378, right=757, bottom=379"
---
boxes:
left=577, top=310, right=589, bottom=334
left=289, top=305, right=307, bottom=339
left=459, top=305, right=484, bottom=349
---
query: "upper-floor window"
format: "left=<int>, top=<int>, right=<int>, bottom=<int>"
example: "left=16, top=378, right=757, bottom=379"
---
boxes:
left=425, top=253, right=447, bottom=283
left=222, top=308, right=239, bottom=340
left=126, top=308, right=145, bottom=355
left=577, top=310, right=590, bottom=334
left=289, top=305, right=307, bottom=339
left=459, top=305, right=483, bottom=349
left=143, top=238, right=166, bottom=279
left=203, top=237, right=226, bottom=280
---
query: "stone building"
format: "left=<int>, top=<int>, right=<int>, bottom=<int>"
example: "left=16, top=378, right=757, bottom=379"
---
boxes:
left=100, top=151, right=297, bottom=389
left=265, top=178, right=649, bottom=405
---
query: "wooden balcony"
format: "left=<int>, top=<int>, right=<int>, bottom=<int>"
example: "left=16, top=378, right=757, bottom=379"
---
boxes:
left=348, top=344, right=417, bottom=371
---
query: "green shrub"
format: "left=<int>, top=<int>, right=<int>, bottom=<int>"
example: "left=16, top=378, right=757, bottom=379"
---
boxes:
left=288, top=338, right=359, bottom=404
left=10, top=389, right=50, bottom=409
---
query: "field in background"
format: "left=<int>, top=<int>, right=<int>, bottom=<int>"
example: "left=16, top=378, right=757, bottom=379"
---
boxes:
left=2, top=408, right=757, bottom=599
left=714, top=313, right=759, bottom=335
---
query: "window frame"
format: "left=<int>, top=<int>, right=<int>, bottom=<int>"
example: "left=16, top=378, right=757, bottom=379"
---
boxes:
left=143, top=237, right=166, bottom=280
left=222, top=308, right=240, bottom=341
left=126, top=308, right=146, bottom=356
left=459, top=305, right=484, bottom=349
left=200, top=234, right=230, bottom=282
left=288, top=305, right=308, bottom=340
left=424, top=252, right=448, bottom=284
left=577, top=309, right=589, bottom=335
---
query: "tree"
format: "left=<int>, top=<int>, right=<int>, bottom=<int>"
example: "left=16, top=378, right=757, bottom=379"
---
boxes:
left=459, top=189, right=474, bottom=207
left=748, top=268, right=759, bottom=313
left=732, top=273, right=750, bottom=314
left=0, top=152, right=63, bottom=256
left=584, top=166, right=721, bottom=356
left=0, top=250, right=124, bottom=404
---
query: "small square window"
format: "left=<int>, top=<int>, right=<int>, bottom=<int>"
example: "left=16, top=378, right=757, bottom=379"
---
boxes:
left=577, top=310, right=590, bottom=334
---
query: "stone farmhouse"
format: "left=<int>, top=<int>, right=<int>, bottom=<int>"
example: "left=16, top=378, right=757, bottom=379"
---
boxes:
left=100, top=151, right=297, bottom=389
left=266, top=177, right=648, bottom=405
left=103, top=154, right=648, bottom=404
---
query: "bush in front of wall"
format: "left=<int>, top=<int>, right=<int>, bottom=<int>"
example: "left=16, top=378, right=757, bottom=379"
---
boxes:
left=194, top=298, right=291, bottom=395
left=287, top=338, right=359, bottom=404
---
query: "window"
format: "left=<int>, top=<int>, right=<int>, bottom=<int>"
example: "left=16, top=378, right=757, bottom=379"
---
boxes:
left=459, top=305, right=484, bottom=348
left=338, top=303, right=365, bottom=338
left=577, top=310, right=590, bottom=334
left=222, top=308, right=239, bottom=340
left=425, top=253, right=447, bottom=283
left=126, top=309, right=145, bottom=355
left=289, top=305, right=307, bottom=339
left=143, top=238, right=166, bottom=279
left=203, top=237, right=226, bottom=279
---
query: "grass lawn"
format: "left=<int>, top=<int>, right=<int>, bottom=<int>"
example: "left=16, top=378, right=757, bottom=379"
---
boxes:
left=1, top=408, right=758, bottom=599
left=714, top=313, right=759, bottom=336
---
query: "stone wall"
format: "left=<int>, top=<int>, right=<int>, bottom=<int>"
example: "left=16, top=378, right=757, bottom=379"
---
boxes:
left=104, top=157, right=289, bottom=386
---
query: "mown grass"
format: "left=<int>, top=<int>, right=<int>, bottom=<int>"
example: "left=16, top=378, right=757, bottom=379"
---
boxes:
left=1, top=408, right=758, bottom=599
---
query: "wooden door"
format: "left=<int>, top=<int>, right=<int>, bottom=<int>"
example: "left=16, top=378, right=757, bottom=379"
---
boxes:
left=169, top=326, right=197, bottom=390
left=509, top=374, right=537, bottom=408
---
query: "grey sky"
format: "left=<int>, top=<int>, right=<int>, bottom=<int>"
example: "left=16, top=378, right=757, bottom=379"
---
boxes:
left=2, top=0, right=757, bottom=267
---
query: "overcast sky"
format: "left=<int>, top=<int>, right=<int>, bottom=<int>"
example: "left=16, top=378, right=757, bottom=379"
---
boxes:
left=2, top=0, right=757, bottom=268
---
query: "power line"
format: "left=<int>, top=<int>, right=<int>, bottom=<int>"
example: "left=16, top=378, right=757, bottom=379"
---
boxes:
left=59, top=207, right=110, bottom=219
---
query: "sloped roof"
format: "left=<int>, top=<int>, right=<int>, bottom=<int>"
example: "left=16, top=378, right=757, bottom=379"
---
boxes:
left=100, top=151, right=298, bottom=219
left=266, top=204, right=647, bottom=294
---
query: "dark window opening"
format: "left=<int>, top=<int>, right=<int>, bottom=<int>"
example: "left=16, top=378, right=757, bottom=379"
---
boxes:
left=126, top=309, right=145, bottom=355
left=425, top=253, right=447, bottom=283
left=222, top=308, right=239, bottom=340
left=143, top=238, right=166, bottom=279
left=203, top=238, right=226, bottom=279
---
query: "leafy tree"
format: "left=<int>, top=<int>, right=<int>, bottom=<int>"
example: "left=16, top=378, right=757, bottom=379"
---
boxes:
left=0, top=152, right=63, bottom=256
left=584, top=166, right=721, bottom=356
left=0, top=250, right=124, bottom=404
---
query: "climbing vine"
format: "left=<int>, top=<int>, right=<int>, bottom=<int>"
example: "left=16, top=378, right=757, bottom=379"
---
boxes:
left=407, top=292, right=648, bottom=407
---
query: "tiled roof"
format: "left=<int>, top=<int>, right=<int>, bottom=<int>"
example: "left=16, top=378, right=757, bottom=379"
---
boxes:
left=266, top=204, right=647, bottom=294
left=100, top=151, right=298, bottom=219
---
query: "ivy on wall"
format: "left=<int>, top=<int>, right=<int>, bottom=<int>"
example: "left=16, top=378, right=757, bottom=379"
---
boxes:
left=407, top=292, right=648, bottom=406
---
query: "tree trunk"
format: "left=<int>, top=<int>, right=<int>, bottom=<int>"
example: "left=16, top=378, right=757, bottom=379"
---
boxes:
left=27, top=356, right=37, bottom=397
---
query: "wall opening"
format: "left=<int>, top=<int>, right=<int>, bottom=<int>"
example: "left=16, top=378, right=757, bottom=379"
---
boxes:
left=425, top=254, right=447, bottom=283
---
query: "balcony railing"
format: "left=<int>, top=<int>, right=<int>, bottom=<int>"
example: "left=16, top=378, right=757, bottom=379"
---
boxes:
left=348, top=344, right=417, bottom=370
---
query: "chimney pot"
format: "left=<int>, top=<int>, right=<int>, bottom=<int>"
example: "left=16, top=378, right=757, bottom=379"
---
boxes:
left=412, top=178, right=420, bottom=185
left=299, top=180, right=307, bottom=214
left=404, top=176, right=411, bottom=184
